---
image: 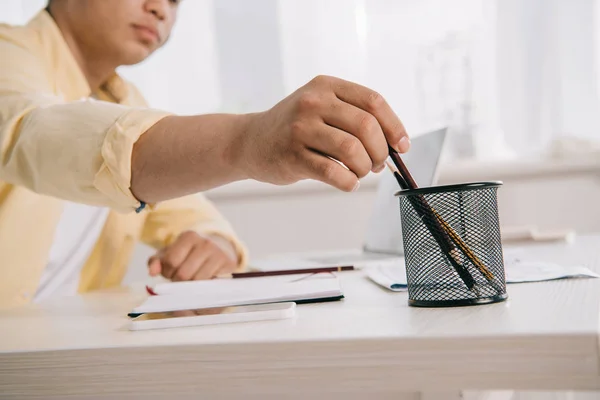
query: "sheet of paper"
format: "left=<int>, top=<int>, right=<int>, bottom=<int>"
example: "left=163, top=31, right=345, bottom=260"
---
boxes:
left=504, top=261, right=599, bottom=283
left=366, top=258, right=599, bottom=292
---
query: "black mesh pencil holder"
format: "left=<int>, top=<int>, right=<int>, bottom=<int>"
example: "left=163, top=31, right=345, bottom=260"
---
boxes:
left=396, top=182, right=508, bottom=307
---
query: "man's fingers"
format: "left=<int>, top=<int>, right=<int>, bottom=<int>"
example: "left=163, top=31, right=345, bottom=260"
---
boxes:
left=192, top=255, right=224, bottom=281
left=307, top=124, right=372, bottom=179
left=322, top=99, right=388, bottom=172
left=171, top=244, right=211, bottom=282
left=160, top=235, right=197, bottom=279
left=301, top=150, right=360, bottom=192
left=316, top=75, right=410, bottom=153
left=156, top=233, right=239, bottom=282
left=147, top=256, right=162, bottom=277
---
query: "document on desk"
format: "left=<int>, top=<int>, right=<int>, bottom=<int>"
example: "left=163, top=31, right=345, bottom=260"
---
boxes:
left=366, top=258, right=600, bottom=292
left=131, top=275, right=344, bottom=315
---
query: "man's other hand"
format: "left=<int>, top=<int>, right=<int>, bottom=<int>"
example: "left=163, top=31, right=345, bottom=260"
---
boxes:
left=148, top=231, right=237, bottom=281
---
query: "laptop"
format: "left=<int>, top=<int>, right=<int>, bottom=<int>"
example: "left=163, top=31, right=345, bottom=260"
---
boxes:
left=250, top=127, right=448, bottom=270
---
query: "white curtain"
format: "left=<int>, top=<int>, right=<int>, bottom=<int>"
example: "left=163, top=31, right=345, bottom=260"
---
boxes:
left=278, top=0, right=506, bottom=160
left=496, top=0, right=600, bottom=153
left=278, top=0, right=600, bottom=159
left=3, top=0, right=599, bottom=159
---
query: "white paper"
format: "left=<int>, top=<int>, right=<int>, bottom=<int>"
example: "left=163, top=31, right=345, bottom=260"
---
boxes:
left=366, top=259, right=599, bottom=292
left=365, top=260, right=408, bottom=292
left=504, top=261, right=599, bottom=283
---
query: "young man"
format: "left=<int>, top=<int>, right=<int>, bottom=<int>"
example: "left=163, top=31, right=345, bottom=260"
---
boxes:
left=0, top=0, right=410, bottom=308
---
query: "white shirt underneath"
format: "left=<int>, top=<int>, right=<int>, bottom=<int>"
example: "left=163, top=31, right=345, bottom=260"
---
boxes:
left=34, top=202, right=110, bottom=302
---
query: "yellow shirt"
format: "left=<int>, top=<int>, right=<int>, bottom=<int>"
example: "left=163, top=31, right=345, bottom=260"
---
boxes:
left=0, top=11, right=248, bottom=308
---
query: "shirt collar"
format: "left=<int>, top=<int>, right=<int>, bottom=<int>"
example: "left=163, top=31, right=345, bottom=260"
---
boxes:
left=27, top=10, right=129, bottom=103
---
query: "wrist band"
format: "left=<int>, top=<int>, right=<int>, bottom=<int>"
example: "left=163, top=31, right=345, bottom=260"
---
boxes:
left=135, top=201, right=146, bottom=213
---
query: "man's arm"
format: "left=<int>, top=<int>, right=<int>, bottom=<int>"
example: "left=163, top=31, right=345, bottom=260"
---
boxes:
left=131, top=74, right=411, bottom=204
left=130, top=114, right=252, bottom=204
left=2, top=29, right=409, bottom=212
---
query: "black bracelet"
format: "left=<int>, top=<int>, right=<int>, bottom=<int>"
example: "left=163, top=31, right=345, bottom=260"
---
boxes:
left=135, top=202, right=146, bottom=213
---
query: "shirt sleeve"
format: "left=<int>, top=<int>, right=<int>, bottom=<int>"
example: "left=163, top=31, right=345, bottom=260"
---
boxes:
left=0, top=27, right=171, bottom=212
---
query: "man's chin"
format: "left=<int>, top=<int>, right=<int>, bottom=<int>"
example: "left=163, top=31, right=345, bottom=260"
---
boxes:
left=118, top=43, right=155, bottom=66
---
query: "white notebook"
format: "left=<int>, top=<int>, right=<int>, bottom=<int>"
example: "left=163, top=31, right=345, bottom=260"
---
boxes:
left=131, top=275, right=344, bottom=315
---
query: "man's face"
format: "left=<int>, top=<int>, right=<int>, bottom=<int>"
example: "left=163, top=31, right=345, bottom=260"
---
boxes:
left=68, top=0, right=180, bottom=65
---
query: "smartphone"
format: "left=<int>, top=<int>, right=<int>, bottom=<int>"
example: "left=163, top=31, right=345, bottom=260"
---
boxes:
left=128, top=302, right=296, bottom=331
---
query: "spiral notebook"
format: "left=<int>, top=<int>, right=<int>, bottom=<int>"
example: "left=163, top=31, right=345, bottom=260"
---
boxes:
left=130, top=275, right=344, bottom=316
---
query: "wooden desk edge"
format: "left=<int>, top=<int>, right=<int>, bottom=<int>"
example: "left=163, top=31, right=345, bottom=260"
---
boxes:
left=1, top=334, right=598, bottom=397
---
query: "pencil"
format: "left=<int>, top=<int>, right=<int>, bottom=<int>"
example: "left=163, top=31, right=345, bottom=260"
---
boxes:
left=429, top=207, right=494, bottom=281
left=230, top=266, right=354, bottom=279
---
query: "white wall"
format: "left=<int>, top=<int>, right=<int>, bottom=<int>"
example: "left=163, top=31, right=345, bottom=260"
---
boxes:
left=278, top=0, right=368, bottom=95
left=0, top=0, right=46, bottom=24
left=213, top=0, right=285, bottom=113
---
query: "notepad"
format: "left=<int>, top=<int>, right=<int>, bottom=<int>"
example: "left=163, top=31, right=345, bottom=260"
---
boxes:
left=131, top=275, right=344, bottom=315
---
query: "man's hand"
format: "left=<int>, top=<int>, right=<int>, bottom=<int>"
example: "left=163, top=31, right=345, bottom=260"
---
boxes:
left=240, top=75, right=410, bottom=192
left=147, top=231, right=237, bottom=281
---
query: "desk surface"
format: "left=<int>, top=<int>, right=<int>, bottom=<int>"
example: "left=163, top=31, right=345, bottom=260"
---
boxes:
left=1, top=237, right=599, bottom=398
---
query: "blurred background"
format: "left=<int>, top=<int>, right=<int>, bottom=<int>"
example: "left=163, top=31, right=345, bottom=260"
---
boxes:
left=3, top=0, right=600, bottom=276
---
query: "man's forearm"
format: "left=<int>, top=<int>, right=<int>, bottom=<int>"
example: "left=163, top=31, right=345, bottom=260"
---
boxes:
left=131, top=113, right=253, bottom=203
left=130, top=75, right=412, bottom=206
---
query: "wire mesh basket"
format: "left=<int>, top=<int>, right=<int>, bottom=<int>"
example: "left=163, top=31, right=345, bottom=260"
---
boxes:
left=396, top=182, right=508, bottom=307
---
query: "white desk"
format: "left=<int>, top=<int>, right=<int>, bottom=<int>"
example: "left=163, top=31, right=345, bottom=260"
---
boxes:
left=1, top=237, right=600, bottom=399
